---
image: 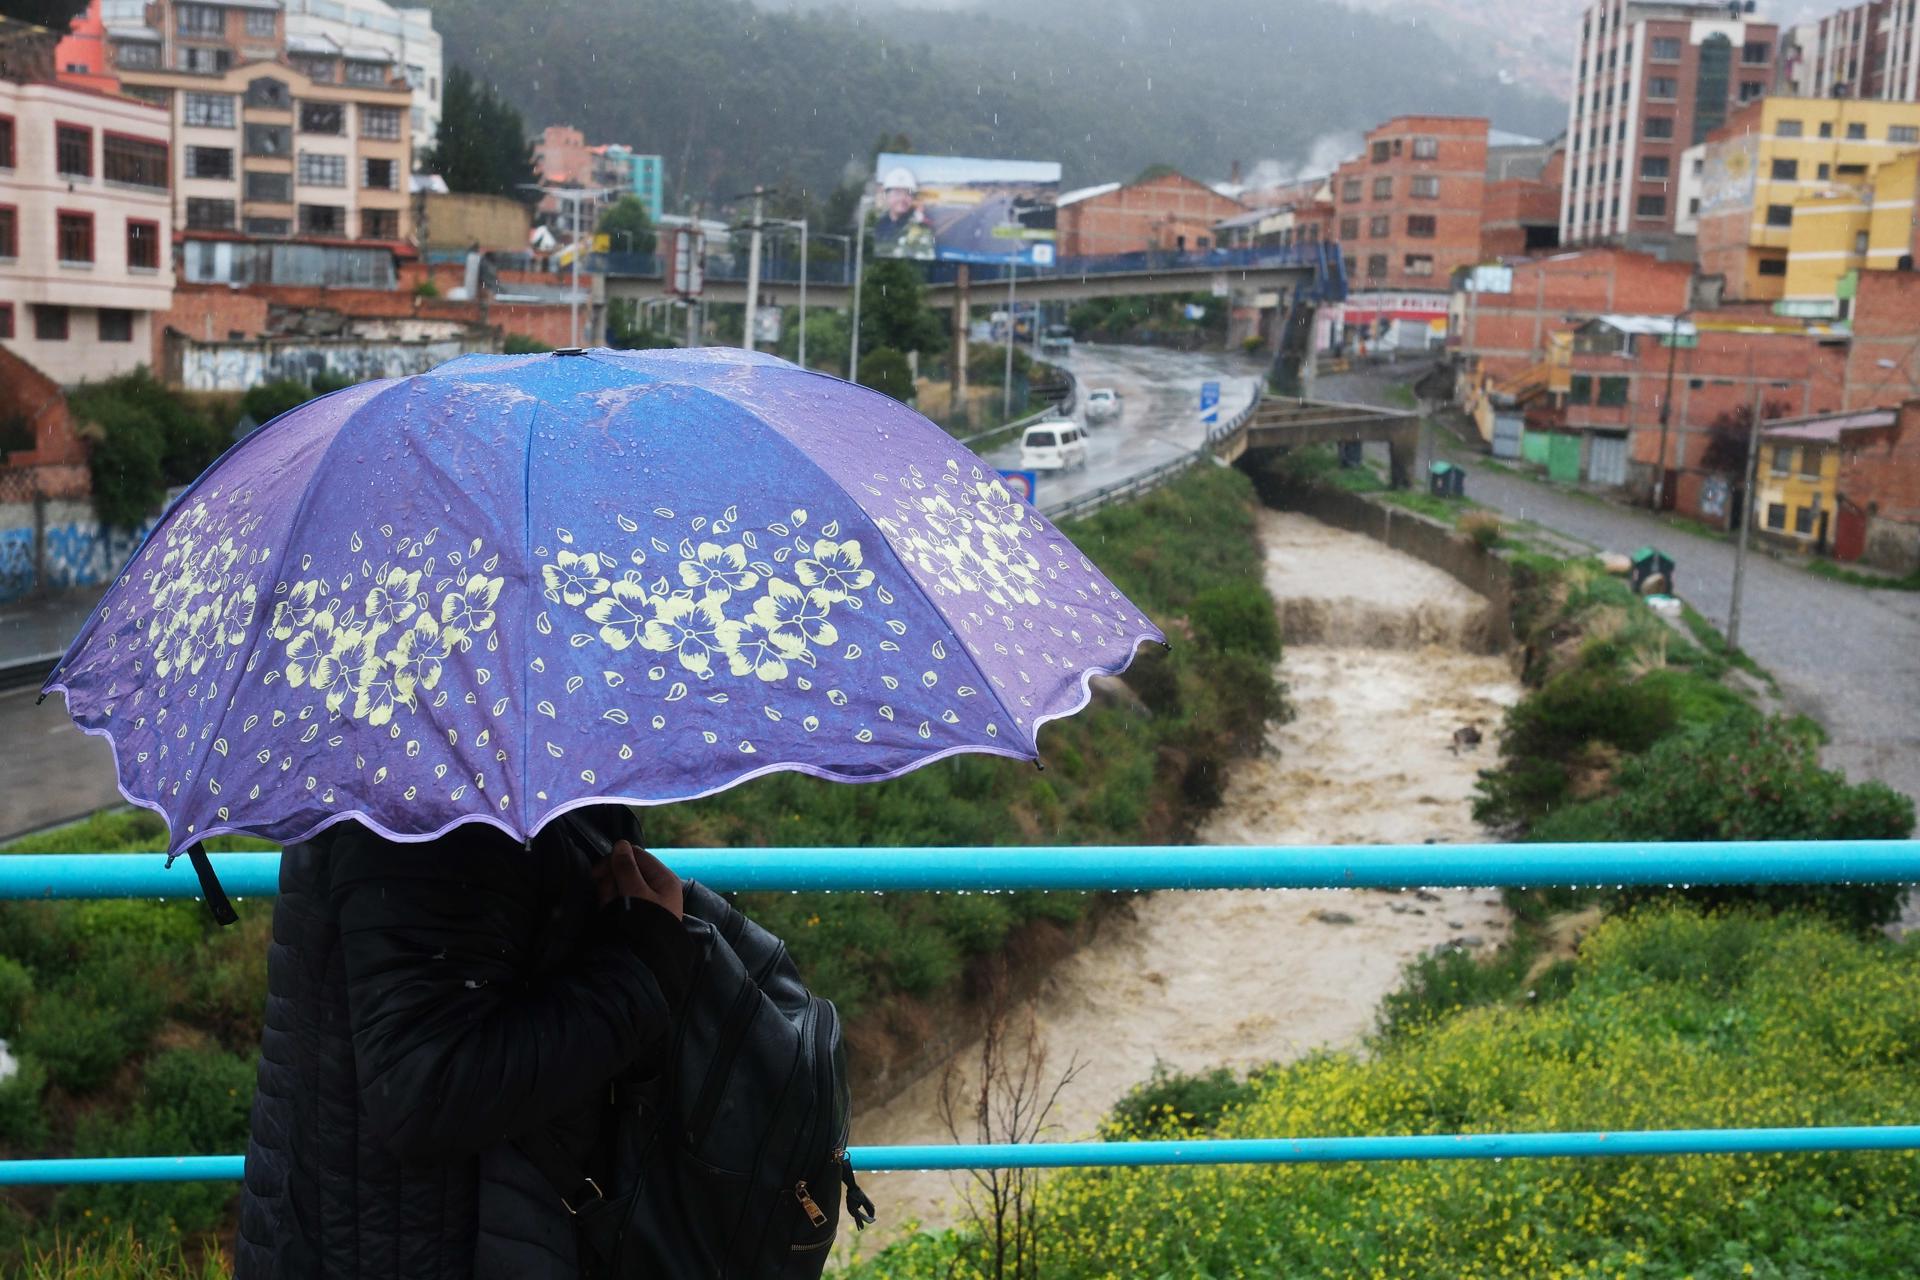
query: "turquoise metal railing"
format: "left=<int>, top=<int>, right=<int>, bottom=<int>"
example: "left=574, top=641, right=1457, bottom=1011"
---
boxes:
left=1, top=840, right=1916, bottom=1185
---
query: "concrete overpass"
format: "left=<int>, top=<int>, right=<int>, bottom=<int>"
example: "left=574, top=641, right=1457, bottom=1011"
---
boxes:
left=1223, top=397, right=1423, bottom=487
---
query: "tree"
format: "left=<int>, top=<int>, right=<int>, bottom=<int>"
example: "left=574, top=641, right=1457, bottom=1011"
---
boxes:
left=427, top=65, right=533, bottom=198
left=596, top=195, right=656, bottom=255
left=1700, top=398, right=1793, bottom=477
left=4, top=0, right=86, bottom=28
left=1133, top=162, right=1181, bottom=183
left=859, top=258, right=945, bottom=357
left=857, top=347, right=915, bottom=404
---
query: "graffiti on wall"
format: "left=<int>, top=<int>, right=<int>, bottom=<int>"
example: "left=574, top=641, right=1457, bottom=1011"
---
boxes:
left=176, top=336, right=491, bottom=393
left=0, top=505, right=155, bottom=605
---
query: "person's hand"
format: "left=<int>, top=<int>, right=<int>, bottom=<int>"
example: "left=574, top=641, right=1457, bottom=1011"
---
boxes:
left=602, top=840, right=684, bottom=921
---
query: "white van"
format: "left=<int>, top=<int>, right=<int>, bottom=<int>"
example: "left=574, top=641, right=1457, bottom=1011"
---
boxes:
left=1019, top=420, right=1088, bottom=471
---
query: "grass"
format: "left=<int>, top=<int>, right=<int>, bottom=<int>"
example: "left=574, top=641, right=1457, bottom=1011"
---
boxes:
left=852, top=905, right=1920, bottom=1280
left=1679, top=602, right=1775, bottom=689
left=1382, top=382, right=1418, bottom=410
left=1377, top=488, right=1482, bottom=525
left=1806, top=558, right=1920, bottom=591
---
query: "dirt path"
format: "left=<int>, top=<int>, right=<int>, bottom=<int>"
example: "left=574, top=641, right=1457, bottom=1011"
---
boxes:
left=840, top=509, right=1522, bottom=1257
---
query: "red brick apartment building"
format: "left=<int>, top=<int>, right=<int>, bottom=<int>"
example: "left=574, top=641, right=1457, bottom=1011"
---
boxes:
left=1782, top=0, right=1920, bottom=101
left=1054, top=172, right=1244, bottom=257
left=1844, top=270, right=1920, bottom=409
left=1333, top=116, right=1489, bottom=293
left=1561, top=0, right=1778, bottom=257
left=1450, top=247, right=1694, bottom=383
left=1481, top=144, right=1566, bottom=258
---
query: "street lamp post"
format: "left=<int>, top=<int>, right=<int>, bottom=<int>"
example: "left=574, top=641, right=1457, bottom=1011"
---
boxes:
left=519, top=183, right=612, bottom=349
left=743, top=187, right=766, bottom=352
left=849, top=194, right=872, bottom=383
left=1653, top=308, right=1692, bottom=512
left=765, top=217, right=811, bottom=368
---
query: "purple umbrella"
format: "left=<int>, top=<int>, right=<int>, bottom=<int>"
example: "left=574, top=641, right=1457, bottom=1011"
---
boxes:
left=46, top=348, right=1164, bottom=855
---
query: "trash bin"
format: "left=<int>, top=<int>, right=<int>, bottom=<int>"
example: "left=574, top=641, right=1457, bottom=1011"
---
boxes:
left=1338, top=441, right=1364, bottom=469
left=1629, top=546, right=1675, bottom=594
left=1429, top=460, right=1466, bottom=498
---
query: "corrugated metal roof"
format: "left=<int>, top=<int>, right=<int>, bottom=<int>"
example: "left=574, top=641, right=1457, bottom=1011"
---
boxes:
left=1762, top=408, right=1899, bottom=442
left=1057, top=182, right=1121, bottom=207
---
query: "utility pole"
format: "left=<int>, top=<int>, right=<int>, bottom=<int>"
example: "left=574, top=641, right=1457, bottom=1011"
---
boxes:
left=743, top=187, right=766, bottom=352
left=849, top=194, right=870, bottom=382
left=1003, top=262, right=1018, bottom=424
left=797, top=217, right=808, bottom=368
left=1653, top=307, right=1691, bottom=512
left=953, top=264, right=971, bottom=419
left=518, top=183, right=612, bottom=348
left=1726, top=374, right=1767, bottom=650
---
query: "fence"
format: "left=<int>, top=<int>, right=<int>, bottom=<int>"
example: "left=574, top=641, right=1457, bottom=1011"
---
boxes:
left=1, top=839, right=1915, bottom=1184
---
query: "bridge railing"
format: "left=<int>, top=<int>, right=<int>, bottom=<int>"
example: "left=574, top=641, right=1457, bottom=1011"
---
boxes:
left=6, top=838, right=1913, bottom=1184
left=1042, top=376, right=1263, bottom=521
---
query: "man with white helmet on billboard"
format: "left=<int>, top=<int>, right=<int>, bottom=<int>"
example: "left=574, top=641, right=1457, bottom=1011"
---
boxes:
left=874, top=164, right=937, bottom=260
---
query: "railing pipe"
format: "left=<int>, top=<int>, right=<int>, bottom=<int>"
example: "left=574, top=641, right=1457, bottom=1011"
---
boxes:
left=7, top=1126, right=1920, bottom=1185
left=3, top=841, right=1916, bottom=900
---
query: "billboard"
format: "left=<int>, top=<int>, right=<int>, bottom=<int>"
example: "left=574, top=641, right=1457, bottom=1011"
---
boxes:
left=872, top=153, right=1060, bottom=266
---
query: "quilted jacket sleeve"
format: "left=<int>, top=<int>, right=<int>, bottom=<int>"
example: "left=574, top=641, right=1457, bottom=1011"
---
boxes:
left=330, top=829, right=674, bottom=1163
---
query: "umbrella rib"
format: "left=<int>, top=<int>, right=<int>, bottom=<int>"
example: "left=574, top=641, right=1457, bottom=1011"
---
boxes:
left=519, top=393, right=543, bottom=841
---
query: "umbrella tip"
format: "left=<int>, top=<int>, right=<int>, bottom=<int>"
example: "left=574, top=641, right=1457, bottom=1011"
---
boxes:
left=553, top=347, right=589, bottom=357
left=35, top=693, right=47, bottom=706
left=1033, top=757, right=1046, bottom=773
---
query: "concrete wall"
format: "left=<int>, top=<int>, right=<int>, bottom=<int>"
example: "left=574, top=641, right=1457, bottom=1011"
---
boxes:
left=167, top=332, right=495, bottom=391
left=1242, top=459, right=1516, bottom=656
left=0, top=497, right=151, bottom=606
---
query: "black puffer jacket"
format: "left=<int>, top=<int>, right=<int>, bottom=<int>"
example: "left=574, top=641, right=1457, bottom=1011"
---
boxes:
left=236, top=809, right=685, bottom=1280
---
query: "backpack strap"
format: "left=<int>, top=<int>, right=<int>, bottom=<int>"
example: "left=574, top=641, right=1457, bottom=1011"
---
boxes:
left=165, top=843, right=238, bottom=926
left=515, top=1127, right=608, bottom=1217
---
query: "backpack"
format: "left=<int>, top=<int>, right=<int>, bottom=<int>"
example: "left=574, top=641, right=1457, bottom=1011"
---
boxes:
left=519, top=881, right=876, bottom=1278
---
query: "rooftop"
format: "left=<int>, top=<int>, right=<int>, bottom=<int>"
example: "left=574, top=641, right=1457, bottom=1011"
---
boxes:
left=1762, top=407, right=1900, bottom=442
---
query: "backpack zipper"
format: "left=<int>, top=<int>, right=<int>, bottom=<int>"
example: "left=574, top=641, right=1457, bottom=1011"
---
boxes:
left=794, top=1180, right=829, bottom=1228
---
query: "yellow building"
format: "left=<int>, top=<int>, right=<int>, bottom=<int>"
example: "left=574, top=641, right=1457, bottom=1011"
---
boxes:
left=1697, top=96, right=1920, bottom=308
left=1755, top=424, right=1842, bottom=548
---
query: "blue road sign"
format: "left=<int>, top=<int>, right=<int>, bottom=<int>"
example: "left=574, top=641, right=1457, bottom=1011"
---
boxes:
left=1200, top=381, right=1221, bottom=425
left=998, top=469, right=1038, bottom=505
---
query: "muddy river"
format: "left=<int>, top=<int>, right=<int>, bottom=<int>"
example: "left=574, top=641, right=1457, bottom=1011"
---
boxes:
left=840, top=508, right=1525, bottom=1255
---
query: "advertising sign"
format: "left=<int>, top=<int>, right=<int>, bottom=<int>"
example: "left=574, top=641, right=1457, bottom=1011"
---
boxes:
left=872, top=153, right=1060, bottom=265
left=997, top=469, right=1038, bottom=505
left=1200, top=381, right=1221, bottom=426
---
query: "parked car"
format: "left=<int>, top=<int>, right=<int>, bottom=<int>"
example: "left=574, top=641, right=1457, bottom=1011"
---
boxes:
left=1084, top=387, right=1119, bottom=422
left=1019, top=420, right=1088, bottom=471
left=1039, top=324, right=1075, bottom=357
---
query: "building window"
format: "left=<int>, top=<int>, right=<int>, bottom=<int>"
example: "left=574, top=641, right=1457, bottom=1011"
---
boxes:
left=247, top=77, right=291, bottom=110
left=186, top=197, right=235, bottom=230
left=1765, top=503, right=1787, bottom=529
left=1793, top=505, right=1816, bottom=535
left=177, top=2, right=223, bottom=36
left=1799, top=447, right=1822, bottom=478
left=299, top=102, right=344, bottom=135
left=1339, top=216, right=1359, bottom=239
left=1412, top=136, right=1438, bottom=159
left=292, top=55, right=337, bottom=83
left=1892, top=125, right=1920, bottom=144
left=246, top=170, right=291, bottom=202
left=1404, top=253, right=1434, bottom=277
left=245, top=9, right=275, bottom=37
left=346, top=60, right=390, bottom=86
left=1648, top=76, right=1678, bottom=100
left=298, top=152, right=346, bottom=186
left=1645, top=115, right=1674, bottom=140
left=1855, top=229, right=1871, bottom=255
left=126, top=219, right=160, bottom=270
left=1739, top=81, right=1765, bottom=102
left=1765, top=204, right=1794, bottom=228
left=1757, top=256, right=1787, bottom=276
left=56, top=123, right=92, bottom=178
left=1372, top=176, right=1392, bottom=199
left=299, top=204, right=345, bottom=236
left=98, top=309, right=134, bottom=342
left=362, top=208, right=401, bottom=240
left=0, top=205, right=13, bottom=259
left=1410, top=175, right=1439, bottom=198
left=1819, top=122, right=1834, bottom=138
left=1846, top=122, right=1867, bottom=140
left=103, top=133, right=167, bottom=188
left=1651, top=35, right=1681, bottom=60
left=246, top=124, right=291, bottom=157
left=1771, top=446, right=1793, bottom=475
left=1406, top=214, right=1436, bottom=237
left=1365, top=253, right=1387, bottom=278
left=360, top=106, right=403, bottom=141
left=1340, top=177, right=1361, bottom=202
left=176, top=45, right=230, bottom=74
left=1597, top=376, right=1629, bottom=407
left=112, top=40, right=159, bottom=69
left=33, top=305, right=69, bottom=341
left=0, top=303, right=11, bottom=339
left=404, top=63, right=426, bottom=90
left=362, top=156, right=397, bottom=190
left=187, top=145, right=232, bottom=179
left=1837, top=163, right=1868, bottom=177
left=1817, top=162, right=1831, bottom=180
left=1636, top=194, right=1666, bottom=218
left=245, top=217, right=291, bottom=236
left=1742, top=40, right=1770, bottom=64
left=0, top=115, right=11, bottom=168
left=1777, top=119, right=1803, bottom=138
left=1569, top=374, right=1592, bottom=405
left=1771, top=158, right=1798, bottom=181
left=184, top=92, right=236, bottom=128
left=1371, top=140, right=1390, bottom=163
left=57, top=211, right=94, bottom=264
left=1641, top=156, right=1670, bottom=179
left=1368, top=214, right=1390, bottom=237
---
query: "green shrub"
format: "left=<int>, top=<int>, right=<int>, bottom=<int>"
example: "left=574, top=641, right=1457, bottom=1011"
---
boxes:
left=503, top=333, right=555, bottom=354
left=857, top=345, right=915, bottom=404
left=16, top=1229, right=230, bottom=1280
left=0, top=955, right=32, bottom=1038
left=237, top=379, right=317, bottom=429
left=412, top=278, right=441, bottom=298
left=18, top=979, right=166, bottom=1095
left=1104, top=1064, right=1259, bottom=1138
left=1473, top=665, right=1677, bottom=827
left=69, top=369, right=227, bottom=529
left=0, top=1056, right=49, bottom=1147
left=1374, top=933, right=1548, bottom=1045
left=1188, top=584, right=1281, bottom=661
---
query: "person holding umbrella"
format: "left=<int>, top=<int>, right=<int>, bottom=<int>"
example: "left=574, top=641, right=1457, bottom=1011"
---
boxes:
left=43, top=346, right=1166, bottom=1278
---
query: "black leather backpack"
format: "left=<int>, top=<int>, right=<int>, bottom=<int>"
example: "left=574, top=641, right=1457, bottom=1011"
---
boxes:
left=520, top=881, right=875, bottom=1278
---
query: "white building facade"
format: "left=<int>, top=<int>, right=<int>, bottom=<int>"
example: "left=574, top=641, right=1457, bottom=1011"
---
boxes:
left=280, top=0, right=440, bottom=158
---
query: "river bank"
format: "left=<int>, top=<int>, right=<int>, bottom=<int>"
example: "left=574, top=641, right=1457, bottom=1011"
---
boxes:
left=843, top=507, right=1523, bottom=1254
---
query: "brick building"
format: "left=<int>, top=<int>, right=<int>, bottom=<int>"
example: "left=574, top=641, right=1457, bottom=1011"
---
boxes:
left=1, top=20, right=177, bottom=385
left=1844, top=268, right=1920, bottom=409
left=1481, top=142, right=1565, bottom=257
left=1333, top=115, right=1489, bottom=295
left=0, top=345, right=90, bottom=507
left=1782, top=0, right=1920, bottom=103
left=1560, top=0, right=1779, bottom=258
left=1054, top=172, right=1245, bottom=258
left=1450, top=247, right=1694, bottom=384
left=1757, top=402, right=1920, bottom=571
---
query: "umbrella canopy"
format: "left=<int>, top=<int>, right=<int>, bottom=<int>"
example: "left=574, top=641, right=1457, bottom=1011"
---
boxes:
left=46, top=348, right=1164, bottom=853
